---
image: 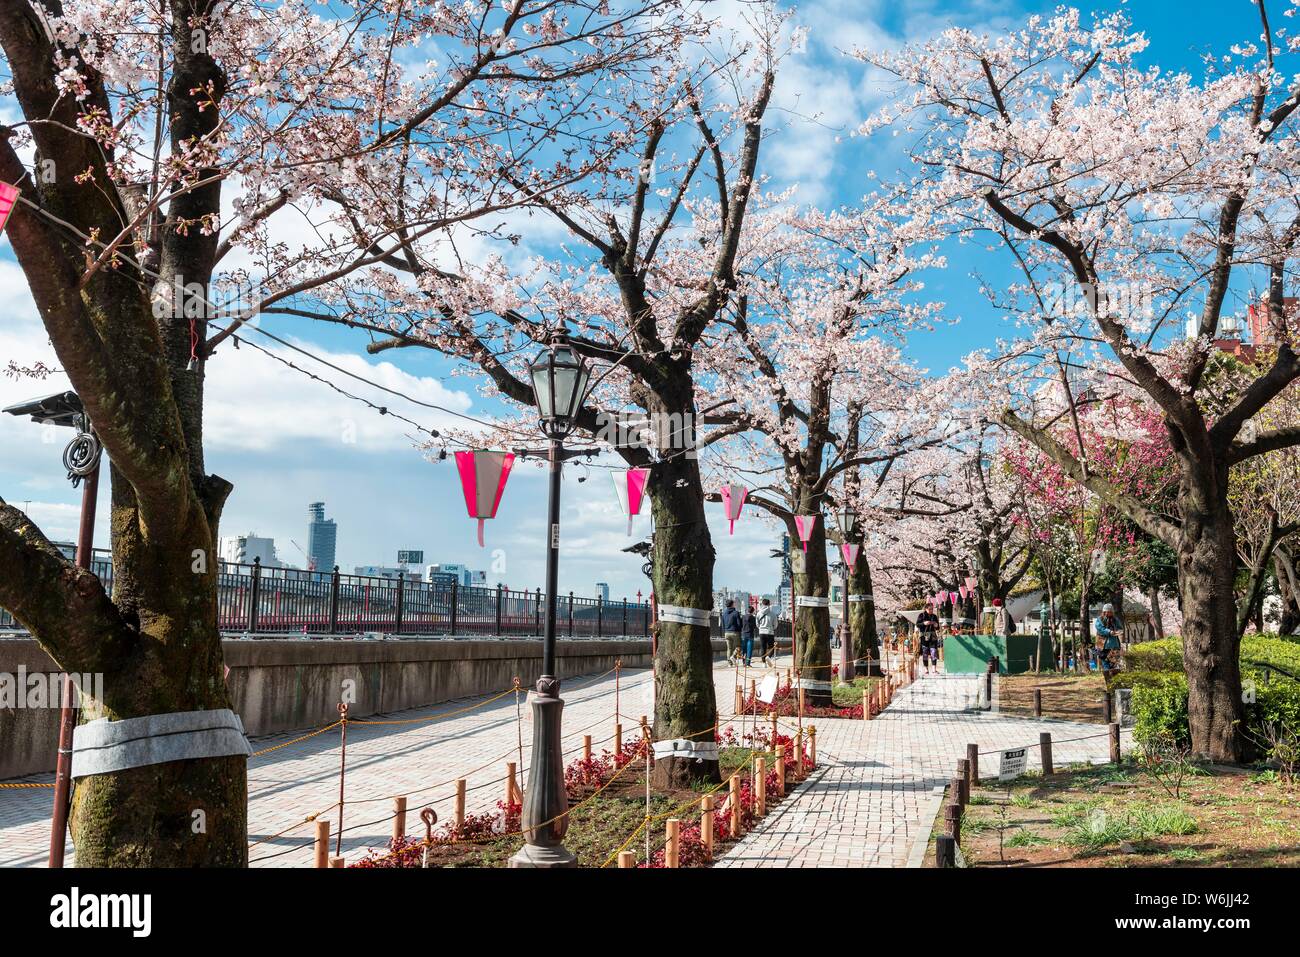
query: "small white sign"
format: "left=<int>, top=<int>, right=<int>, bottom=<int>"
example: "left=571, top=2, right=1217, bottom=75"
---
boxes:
left=550, top=523, right=560, bottom=549
left=998, top=747, right=1028, bottom=782
left=757, top=673, right=779, bottom=704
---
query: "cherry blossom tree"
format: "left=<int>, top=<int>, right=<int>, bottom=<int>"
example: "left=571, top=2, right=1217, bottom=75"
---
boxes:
left=325, top=7, right=792, bottom=786
left=0, top=0, right=699, bottom=865
left=697, top=198, right=950, bottom=701
left=857, top=4, right=1300, bottom=759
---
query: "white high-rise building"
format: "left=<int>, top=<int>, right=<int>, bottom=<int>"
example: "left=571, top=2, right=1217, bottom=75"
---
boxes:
left=220, top=533, right=282, bottom=568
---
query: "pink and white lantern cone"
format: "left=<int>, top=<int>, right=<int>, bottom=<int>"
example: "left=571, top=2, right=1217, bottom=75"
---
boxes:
left=959, top=584, right=969, bottom=602
left=455, top=450, right=515, bottom=546
left=0, top=182, right=19, bottom=236
left=793, top=515, right=818, bottom=552
left=720, top=483, right=748, bottom=535
left=840, top=542, right=860, bottom=570
left=613, top=467, right=651, bottom=535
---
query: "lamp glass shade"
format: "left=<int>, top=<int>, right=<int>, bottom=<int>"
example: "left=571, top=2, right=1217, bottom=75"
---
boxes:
left=530, top=340, right=590, bottom=433
left=837, top=508, right=857, bottom=537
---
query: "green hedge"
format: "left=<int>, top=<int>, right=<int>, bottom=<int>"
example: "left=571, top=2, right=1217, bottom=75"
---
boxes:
left=1116, top=635, right=1300, bottom=749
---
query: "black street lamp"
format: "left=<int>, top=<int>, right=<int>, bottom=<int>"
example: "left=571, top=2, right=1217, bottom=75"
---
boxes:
left=836, top=508, right=858, bottom=677
left=509, top=334, right=591, bottom=868
left=3, top=390, right=102, bottom=868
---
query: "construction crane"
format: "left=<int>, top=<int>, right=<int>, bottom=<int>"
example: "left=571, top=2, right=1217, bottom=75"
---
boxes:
left=287, top=538, right=317, bottom=572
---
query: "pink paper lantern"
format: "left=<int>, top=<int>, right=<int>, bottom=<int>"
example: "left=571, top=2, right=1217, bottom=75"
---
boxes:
left=840, top=542, right=860, bottom=570
left=455, top=450, right=515, bottom=546
left=950, top=591, right=960, bottom=606
left=959, top=584, right=969, bottom=602
left=720, top=483, right=748, bottom=535
left=965, top=576, right=977, bottom=592
left=793, top=515, right=818, bottom=552
left=612, top=467, right=651, bottom=535
left=0, top=182, right=18, bottom=235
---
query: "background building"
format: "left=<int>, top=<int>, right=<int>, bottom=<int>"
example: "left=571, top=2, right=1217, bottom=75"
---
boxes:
left=353, top=565, right=422, bottom=582
left=219, top=533, right=283, bottom=568
left=596, top=582, right=610, bottom=603
left=306, top=502, right=337, bottom=572
left=424, top=563, right=487, bottom=587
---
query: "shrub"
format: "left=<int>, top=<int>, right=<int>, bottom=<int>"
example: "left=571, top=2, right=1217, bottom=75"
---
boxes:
left=1118, top=635, right=1300, bottom=752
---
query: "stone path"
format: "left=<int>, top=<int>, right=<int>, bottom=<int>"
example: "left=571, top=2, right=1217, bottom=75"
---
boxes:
left=0, top=654, right=1128, bottom=868
left=714, top=669, right=1130, bottom=868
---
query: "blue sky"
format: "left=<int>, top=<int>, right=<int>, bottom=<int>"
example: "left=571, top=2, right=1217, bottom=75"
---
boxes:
left=0, top=0, right=1277, bottom=600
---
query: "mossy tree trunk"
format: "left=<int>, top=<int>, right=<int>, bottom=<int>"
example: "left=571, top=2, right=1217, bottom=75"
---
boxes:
left=0, top=0, right=247, bottom=865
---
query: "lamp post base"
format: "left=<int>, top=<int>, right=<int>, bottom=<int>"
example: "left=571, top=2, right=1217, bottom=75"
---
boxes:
left=510, top=677, right=576, bottom=869
left=508, top=843, right=578, bottom=868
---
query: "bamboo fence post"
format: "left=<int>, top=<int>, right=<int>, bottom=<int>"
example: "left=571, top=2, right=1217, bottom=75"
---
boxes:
left=755, top=757, right=767, bottom=816
left=862, top=688, right=871, bottom=720
left=583, top=734, right=592, bottom=763
left=455, top=779, right=466, bottom=831
left=314, top=820, right=330, bottom=868
left=618, top=850, right=636, bottom=868
left=329, top=857, right=344, bottom=868
left=701, top=795, right=716, bottom=859
left=615, top=722, right=623, bottom=754
left=393, top=796, right=407, bottom=841
left=729, top=774, right=742, bottom=837
left=809, top=726, right=817, bottom=768
left=665, top=818, right=680, bottom=868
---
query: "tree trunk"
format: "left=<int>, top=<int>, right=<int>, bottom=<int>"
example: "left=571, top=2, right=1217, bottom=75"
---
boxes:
left=1276, top=548, right=1300, bottom=635
left=1178, top=496, right=1246, bottom=761
left=648, top=413, right=719, bottom=788
left=850, top=559, right=882, bottom=678
left=792, top=513, right=832, bottom=707
left=1148, top=584, right=1166, bottom=641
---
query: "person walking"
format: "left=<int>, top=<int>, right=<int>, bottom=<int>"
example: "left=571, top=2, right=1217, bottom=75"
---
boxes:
left=1094, top=603, right=1122, bottom=674
left=721, top=600, right=742, bottom=667
left=992, top=597, right=1016, bottom=638
left=756, top=598, right=777, bottom=665
left=741, top=604, right=758, bottom=667
left=917, top=606, right=941, bottom=675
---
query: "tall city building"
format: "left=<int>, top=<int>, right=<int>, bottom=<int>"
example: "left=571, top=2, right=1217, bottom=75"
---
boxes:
left=596, top=582, right=610, bottom=603
left=306, top=502, right=337, bottom=572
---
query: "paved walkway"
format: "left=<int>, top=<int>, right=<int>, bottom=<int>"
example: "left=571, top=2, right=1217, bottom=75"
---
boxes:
left=714, top=670, right=1129, bottom=868
left=0, top=655, right=1127, bottom=868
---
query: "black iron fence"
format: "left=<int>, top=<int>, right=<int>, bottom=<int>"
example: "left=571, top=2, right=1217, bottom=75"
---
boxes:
left=2, top=555, right=652, bottom=639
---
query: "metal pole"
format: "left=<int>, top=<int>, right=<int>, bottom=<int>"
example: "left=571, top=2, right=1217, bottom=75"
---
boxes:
left=511, top=437, right=573, bottom=866
left=49, top=459, right=99, bottom=868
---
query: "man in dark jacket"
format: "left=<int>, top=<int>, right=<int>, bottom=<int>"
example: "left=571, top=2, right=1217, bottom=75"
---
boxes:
left=721, top=600, right=742, bottom=666
left=741, top=605, right=758, bottom=667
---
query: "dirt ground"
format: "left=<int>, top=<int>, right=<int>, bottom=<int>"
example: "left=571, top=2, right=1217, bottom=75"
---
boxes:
left=998, top=673, right=1109, bottom=724
left=924, top=761, right=1300, bottom=868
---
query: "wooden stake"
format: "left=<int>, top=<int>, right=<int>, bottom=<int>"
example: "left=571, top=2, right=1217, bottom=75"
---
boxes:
left=506, top=762, right=519, bottom=805
left=798, top=686, right=806, bottom=717
left=583, top=734, right=592, bottom=763
left=455, top=778, right=466, bottom=832
left=770, top=711, right=778, bottom=745
left=615, top=722, right=622, bottom=753
left=795, top=729, right=804, bottom=778
left=1033, top=687, right=1042, bottom=717
left=966, top=743, right=979, bottom=788
left=755, top=757, right=767, bottom=816
left=775, top=751, right=786, bottom=797
left=665, top=818, right=680, bottom=868
left=1040, top=732, right=1053, bottom=776
left=329, top=856, right=344, bottom=868
left=809, top=726, right=817, bottom=768
left=1109, top=722, right=1121, bottom=764
left=862, top=688, right=871, bottom=720
left=735, top=685, right=744, bottom=713
left=618, top=850, right=636, bottom=869
left=729, top=774, right=742, bottom=837
left=393, top=796, right=407, bottom=841
left=701, top=795, right=716, bottom=859
left=314, top=820, right=330, bottom=868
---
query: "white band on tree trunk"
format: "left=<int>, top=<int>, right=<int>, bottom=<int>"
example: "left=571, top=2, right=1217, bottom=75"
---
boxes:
left=651, top=739, right=720, bottom=762
left=656, top=604, right=712, bottom=626
left=848, top=594, right=875, bottom=602
left=71, top=708, right=251, bottom=779
left=795, top=595, right=830, bottom=608
left=798, top=678, right=832, bottom=691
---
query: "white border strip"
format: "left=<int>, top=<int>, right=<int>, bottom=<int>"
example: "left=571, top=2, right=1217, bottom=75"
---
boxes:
left=848, top=594, right=875, bottom=603
left=656, top=604, right=712, bottom=626
left=798, top=678, right=833, bottom=691
left=795, top=596, right=830, bottom=608
left=72, top=708, right=251, bottom=778
left=652, top=739, right=720, bottom=762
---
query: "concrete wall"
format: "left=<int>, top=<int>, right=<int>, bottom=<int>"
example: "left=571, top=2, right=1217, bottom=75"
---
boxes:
left=2, top=636, right=726, bottom=779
